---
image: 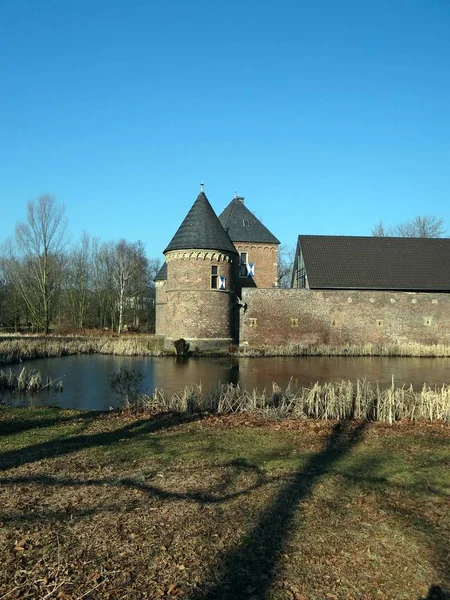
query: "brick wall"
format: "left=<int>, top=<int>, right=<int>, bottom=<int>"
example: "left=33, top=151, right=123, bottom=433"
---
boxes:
left=165, top=250, right=236, bottom=345
left=240, top=288, right=450, bottom=346
left=234, top=242, right=278, bottom=295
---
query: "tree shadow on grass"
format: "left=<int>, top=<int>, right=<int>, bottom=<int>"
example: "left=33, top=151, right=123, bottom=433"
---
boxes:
left=0, top=458, right=276, bottom=527
left=0, top=411, right=203, bottom=471
left=0, top=409, right=100, bottom=437
left=189, top=418, right=370, bottom=599
left=421, top=586, right=450, bottom=600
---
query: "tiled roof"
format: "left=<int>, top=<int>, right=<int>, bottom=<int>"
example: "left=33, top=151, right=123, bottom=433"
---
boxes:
left=164, top=192, right=237, bottom=255
left=154, top=262, right=167, bottom=281
left=218, top=198, right=280, bottom=244
left=299, top=235, right=450, bottom=291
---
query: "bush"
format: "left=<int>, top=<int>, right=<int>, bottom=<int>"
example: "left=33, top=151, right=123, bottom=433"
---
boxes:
left=110, top=366, right=143, bottom=406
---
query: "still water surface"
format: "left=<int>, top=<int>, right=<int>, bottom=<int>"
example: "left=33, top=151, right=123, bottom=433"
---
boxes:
left=2, top=355, right=450, bottom=410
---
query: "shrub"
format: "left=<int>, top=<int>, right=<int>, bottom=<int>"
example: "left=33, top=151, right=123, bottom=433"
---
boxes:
left=110, top=366, right=143, bottom=407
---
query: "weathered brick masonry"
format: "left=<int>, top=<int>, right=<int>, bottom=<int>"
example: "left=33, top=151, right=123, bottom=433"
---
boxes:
left=234, top=242, right=278, bottom=293
left=164, top=249, right=235, bottom=348
left=240, top=288, right=450, bottom=346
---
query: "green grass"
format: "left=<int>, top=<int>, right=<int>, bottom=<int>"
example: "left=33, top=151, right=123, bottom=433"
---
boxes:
left=0, top=407, right=449, bottom=599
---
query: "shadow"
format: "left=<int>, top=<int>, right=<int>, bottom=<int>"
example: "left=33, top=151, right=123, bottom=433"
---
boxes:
left=0, top=409, right=100, bottom=438
left=420, top=586, right=450, bottom=599
left=0, top=411, right=203, bottom=472
left=0, top=458, right=276, bottom=527
left=190, top=418, right=370, bottom=599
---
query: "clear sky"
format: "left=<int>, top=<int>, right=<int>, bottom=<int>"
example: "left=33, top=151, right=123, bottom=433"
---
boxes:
left=1, top=0, right=449, bottom=259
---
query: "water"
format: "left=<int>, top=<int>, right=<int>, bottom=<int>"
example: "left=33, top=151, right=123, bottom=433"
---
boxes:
left=2, top=354, right=450, bottom=410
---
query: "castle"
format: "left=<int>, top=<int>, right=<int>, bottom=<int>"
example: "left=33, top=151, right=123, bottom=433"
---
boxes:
left=155, top=185, right=280, bottom=350
left=156, top=187, right=450, bottom=350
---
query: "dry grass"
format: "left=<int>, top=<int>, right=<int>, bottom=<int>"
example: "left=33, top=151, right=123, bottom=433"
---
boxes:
left=136, top=379, right=450, bottom=423
left=0, top=335, right=165, bottom=365
left=0, top=367, right=62, bottom=393
left=0, top=409, right=448, bottom=599
left=236, top=341, right=450, bottom=357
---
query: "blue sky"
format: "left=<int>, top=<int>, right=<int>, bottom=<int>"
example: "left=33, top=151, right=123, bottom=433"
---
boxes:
left=1, top=0, right=449, bottom=259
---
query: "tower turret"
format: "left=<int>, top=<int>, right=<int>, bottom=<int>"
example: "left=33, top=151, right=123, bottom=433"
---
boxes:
left=162, top=188, right=238, bottom=351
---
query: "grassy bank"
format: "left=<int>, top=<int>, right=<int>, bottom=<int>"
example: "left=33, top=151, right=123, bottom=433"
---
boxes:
left=0, top=335, right=166, bottom=365
left=0, top=407, right=448, bottom=599
left=3, top=336, right=450, bottom=365
left=236, top=341, right=450, bottom=357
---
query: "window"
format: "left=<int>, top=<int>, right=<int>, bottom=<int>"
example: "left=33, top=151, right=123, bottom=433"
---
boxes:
left=290, top=318, right=298, bottom=327
left=211, top=265, right=218, bottom=289
left=240, top=252, right=248, bottom=277
left=243, top=219, right=250, bottom=227
left=249, top=318, right=258, bottom=327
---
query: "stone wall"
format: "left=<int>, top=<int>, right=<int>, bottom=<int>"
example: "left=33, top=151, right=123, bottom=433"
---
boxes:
left=240, top=288, right=450, bottom=346
left=154, top=280, right=167, bottom=337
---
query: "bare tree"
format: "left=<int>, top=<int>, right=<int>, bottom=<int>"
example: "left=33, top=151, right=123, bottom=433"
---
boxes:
left=66, top=232, right=92, bottom=330
left=91, top=239, right=115, bottom=331
left=278, top=245, right=295, bottom=288
left=1, top=195, right=67, bottom=333
left=112, top=240, right=149, bottom=335
left=372, top=216, right=445, bottom=238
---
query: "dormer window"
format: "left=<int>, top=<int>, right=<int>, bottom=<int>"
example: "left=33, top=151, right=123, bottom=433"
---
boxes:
left=243, top=219, right=250, bottom=227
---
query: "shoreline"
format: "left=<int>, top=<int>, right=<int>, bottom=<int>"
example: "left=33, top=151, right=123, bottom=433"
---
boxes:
left=2, top=334, right=450, bottom=365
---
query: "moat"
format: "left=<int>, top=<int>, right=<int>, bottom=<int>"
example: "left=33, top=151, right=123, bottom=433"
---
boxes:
left=2, top=354, right=450, bottom=410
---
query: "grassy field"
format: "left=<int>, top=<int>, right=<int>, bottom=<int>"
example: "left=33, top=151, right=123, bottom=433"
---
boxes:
left=0, top=407, right=449, bottom=599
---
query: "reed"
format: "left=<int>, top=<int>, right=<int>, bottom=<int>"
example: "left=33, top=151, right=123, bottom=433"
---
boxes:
left=0, top=335, right=166, bottom=365
left=138, top=379, right=450, bottom=423
left=235, top=341, right=450, bottom=358
left=0, top=367, right=61, bottom=393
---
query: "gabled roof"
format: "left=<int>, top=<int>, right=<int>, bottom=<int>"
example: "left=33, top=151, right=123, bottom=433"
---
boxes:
left=154, top=262, right=167, bottom=281
left=218, top=198, right=280, bottom=245
left=164, top=192, right=237, bottom=255
left=298, top=235, right=450, bottom=291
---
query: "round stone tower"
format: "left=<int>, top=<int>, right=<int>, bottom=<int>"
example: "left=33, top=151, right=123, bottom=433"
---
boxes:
left=163, top=187, right=238, bottom=351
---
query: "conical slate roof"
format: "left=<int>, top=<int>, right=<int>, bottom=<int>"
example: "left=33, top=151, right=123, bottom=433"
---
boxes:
left=164, top=191, right=237, bottom=255
left=218, top=198, right=280, bottom=244
left=154, top=262, right=167, bottom=281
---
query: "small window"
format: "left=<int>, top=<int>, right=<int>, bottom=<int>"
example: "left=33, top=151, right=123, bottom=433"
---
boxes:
left=211, top=265, right=218, bottom=289
left=290, top=318, right=298, bottom=328
left=249, top=318, right=258, bottom=327
left=240, top=252, right=248, bottom=277
left=243, top=219, right=250, bottom=227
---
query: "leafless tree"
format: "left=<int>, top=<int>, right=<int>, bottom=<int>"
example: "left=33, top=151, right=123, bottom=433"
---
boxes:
left=112, top=239, right=149, bottom=335
left=1, top=195, right=67, bottom=333
left=372, top=216, right=445, bottom=238
left=278, top=245, right=295, bottom=288
left=66, top=232, right=92, bottom=330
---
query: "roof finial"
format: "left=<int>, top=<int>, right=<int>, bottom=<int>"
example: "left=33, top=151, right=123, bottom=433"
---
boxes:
left=234, top=190, right=237, bottom=199
left=200, top=180, right=204, bottom=193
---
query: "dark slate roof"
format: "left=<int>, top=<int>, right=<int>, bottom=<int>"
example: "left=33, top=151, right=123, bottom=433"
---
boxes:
left=164, top=192, right=237, bottom=255
left=154, top=262, right=167, bottom=281
left=218, top=198, right=280, bottom=244
left=299, top=235, right=450, bottom=291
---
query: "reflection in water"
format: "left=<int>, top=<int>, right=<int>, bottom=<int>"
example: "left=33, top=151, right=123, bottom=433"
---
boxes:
left=2, top=354, right=450, bottom=411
